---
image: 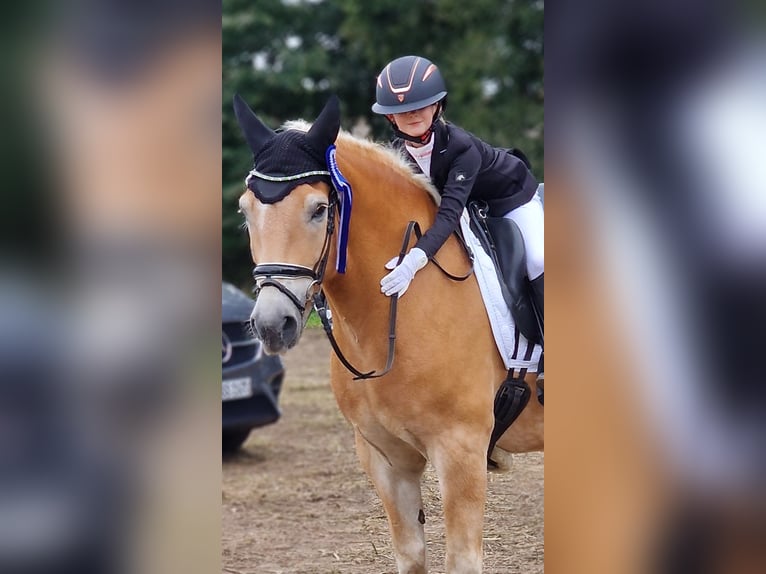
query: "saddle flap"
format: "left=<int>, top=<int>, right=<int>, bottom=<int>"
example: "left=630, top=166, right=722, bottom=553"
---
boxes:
left=468, top=202, right=541, bottom=344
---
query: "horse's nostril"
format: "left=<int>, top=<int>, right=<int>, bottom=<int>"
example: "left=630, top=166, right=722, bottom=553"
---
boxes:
left=282, top=315, right=298, bottom=343
left=249, top=317, right=262, bottom=340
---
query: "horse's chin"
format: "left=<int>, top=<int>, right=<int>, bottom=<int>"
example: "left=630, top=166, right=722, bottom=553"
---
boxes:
left=260, top=343, right=283, bottom=356
left=260, top=331, right=303, bottom=356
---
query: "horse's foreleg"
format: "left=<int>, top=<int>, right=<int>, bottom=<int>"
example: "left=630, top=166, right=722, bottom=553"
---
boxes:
left=431, top=439, right=488, bottom=574
left=355, top=429, right=428, bottom=574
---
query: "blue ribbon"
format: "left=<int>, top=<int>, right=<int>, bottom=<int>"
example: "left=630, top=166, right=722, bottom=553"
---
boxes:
left=326, top=145, right=352, bottom=273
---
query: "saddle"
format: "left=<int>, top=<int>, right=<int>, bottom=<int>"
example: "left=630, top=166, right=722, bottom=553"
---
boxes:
left=468, top=200, right=544, bottom=467
left=467, top=201, right=542, bottom=345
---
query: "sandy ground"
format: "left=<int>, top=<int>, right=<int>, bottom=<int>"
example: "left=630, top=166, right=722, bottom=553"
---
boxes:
left=222, top=328, right=543, bottom=573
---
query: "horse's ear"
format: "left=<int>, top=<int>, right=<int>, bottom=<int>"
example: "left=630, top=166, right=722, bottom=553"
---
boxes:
left=232, top=93, right=275, bottom=157
left=306, top=95, right=340, bottom=152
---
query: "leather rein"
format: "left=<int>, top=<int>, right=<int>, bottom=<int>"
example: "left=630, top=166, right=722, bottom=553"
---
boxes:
left=253, top=186, right=474, bottom=380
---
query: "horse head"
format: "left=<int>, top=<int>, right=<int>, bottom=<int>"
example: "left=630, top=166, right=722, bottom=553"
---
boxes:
left=233, top=95, right=340, bottom=354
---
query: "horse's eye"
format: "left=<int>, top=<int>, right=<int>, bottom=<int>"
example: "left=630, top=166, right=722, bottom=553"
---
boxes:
left=312, top=204, right=328, bottom=221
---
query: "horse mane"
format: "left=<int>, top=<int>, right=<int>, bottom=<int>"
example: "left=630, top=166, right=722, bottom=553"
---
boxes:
left=283, top=119, right=440, bottom=205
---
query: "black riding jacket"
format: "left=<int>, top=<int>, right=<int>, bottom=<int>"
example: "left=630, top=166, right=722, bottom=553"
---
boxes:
left=394, top=121, right=538, bottom=258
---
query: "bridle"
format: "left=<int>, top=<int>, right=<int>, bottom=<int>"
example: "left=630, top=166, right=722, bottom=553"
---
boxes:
left=252, top=196, right=337, bottom=318
left=250, top=171, right=474, bottom=381
left=249, top=165, right=337, bottom=317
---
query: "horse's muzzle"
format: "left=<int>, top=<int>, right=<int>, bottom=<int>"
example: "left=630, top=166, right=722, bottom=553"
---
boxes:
left=251, top=315, right=299, bottom=355
left=250, top=290, right=305, bottom=355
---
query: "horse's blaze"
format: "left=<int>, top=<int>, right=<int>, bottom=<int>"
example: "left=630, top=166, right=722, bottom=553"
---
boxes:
left=240, top=185, right=329, bottom=355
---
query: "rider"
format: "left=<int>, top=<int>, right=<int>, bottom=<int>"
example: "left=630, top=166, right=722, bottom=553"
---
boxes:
left=372, top=55, right=544, bottom=351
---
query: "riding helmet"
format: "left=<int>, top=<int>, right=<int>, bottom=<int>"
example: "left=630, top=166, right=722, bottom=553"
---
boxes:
left=372, top=55, right=447, bottom=115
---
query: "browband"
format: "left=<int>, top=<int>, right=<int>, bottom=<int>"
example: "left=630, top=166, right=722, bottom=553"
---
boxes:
left=246, top=168, right=331, bottom=183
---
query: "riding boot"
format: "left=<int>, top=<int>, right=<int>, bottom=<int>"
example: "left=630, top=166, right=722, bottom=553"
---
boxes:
left=529, top=273, right=543, bottom=341
left=530, top=274, right=544, bottom=382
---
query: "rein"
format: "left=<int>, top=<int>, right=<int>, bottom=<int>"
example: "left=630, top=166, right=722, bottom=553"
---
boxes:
left=314, top=218, right=473, bottom=381
left=311, top=220, right=418, bottom=380
left=251, top=170, right=474, bottom=382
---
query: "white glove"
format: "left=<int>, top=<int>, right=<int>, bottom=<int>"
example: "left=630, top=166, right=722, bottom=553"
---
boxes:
left=380, top=247, right=428, bottom=297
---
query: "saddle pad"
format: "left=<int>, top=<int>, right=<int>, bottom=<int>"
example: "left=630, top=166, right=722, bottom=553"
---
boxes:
left=459, top=209, right=542, bottom=371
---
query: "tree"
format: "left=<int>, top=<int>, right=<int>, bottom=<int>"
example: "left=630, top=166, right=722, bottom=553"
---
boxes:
left=223, top=0, right=543, bottom=286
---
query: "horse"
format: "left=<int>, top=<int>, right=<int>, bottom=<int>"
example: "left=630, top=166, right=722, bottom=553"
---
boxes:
left=233, top=94, right=543, bottom=574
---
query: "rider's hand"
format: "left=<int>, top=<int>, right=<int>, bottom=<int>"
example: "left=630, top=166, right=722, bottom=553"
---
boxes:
left=380, top=248, right=428, bottom=298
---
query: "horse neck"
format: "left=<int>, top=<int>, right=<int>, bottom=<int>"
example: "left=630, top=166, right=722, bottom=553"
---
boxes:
left=323, top=139, right=436, bottom=331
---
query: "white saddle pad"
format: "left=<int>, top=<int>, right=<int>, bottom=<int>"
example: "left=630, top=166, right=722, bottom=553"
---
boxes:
left=459, top=209, right=542, bottom=371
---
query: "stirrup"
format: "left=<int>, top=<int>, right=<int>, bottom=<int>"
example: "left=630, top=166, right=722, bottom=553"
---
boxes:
left=487, top=375, right=531, bottom=467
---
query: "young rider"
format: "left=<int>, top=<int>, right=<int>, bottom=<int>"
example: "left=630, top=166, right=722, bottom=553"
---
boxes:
left=372, top=55, right=544, bottom=345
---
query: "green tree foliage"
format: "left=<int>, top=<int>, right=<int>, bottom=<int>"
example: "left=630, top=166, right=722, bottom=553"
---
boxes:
left=223, top=0, right=543, bottom=286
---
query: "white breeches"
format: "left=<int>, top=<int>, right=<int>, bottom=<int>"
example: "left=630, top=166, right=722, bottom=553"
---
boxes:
left=503, top=189, right=544, bottom=280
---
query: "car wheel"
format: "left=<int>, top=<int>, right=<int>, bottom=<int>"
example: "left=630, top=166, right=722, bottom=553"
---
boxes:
left=222, top=428, right=251, bottom=453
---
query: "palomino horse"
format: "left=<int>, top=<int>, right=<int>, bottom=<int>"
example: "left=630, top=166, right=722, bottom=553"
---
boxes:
left=234, top=95, right=543, bottom=573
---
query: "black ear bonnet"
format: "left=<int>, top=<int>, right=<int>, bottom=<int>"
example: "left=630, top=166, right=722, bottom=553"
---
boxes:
left=233, top=94, right=340, bottom=203
left=244, top=130, right=330, bottom=203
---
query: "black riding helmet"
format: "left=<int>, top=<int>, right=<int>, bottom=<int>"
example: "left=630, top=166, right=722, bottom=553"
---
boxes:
left=372, top=55, right=447, bottom=144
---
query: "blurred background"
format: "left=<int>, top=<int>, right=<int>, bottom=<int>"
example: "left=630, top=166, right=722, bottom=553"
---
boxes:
left=1, top=1, right=221, bottom=573
left=222, top=0, right=544, bottom=286
left=547, top=1, right=766, bottom=573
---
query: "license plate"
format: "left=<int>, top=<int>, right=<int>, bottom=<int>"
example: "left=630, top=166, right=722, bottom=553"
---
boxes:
left=222, top=377, right=253, bottom=401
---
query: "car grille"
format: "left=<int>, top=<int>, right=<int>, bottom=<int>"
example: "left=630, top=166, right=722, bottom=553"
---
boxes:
left=223, top=322, right=260, bottom=367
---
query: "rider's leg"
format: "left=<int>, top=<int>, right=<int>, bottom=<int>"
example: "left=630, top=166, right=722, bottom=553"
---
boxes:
left=505, top=190, right=544, bottom=378
left=530, top=273, right=544, bottom=333
left=504, top=190, right=544, bottom=281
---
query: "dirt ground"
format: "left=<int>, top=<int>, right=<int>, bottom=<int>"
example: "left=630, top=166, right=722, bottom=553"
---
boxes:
left=222, top=328, right=544, bottom=574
